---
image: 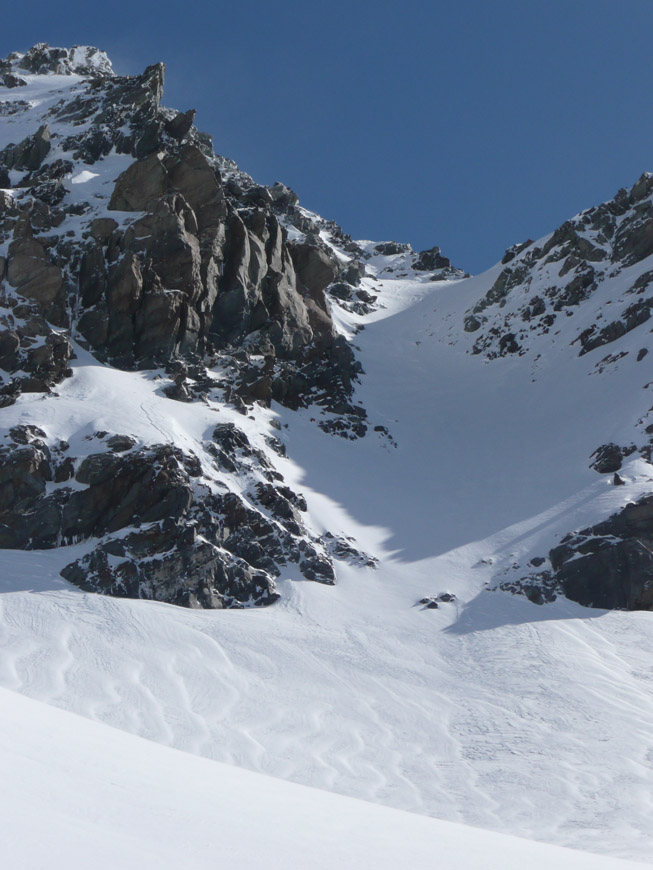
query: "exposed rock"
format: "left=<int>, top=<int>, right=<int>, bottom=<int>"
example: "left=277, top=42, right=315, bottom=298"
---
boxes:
left=413, top=246, right=451, bottom=271
left=7, top=228, right=65, bottom=323
left=1, top=73, right=27, bottom=88
left=15, top=43, right=114, bottom=77
left=374, top=241, right=412, bottom=256
left=164, top=109, right=196, bottom=141
left=269, top=182, right=298, bottom=208
left=107, top=151, right=169, bottom=211
left=505, top=496, right=653, bottom=610
left=590, top=443, right=636, bottom=474
left=1, top=124, right=51, bottom=171
left=61, top=525, right=278, bottom=609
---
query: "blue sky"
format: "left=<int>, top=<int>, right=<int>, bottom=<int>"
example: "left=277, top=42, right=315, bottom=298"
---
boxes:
left=3, top=0, right=653, bottom=273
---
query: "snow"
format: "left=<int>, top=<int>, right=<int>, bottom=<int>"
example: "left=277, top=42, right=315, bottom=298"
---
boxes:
left=70, top=169, right=99, bottom=184
left=3, top=56, right=653, bottom=868
left=2, top=268, right=653, bottom=861
left=2, top=686, right=648, bottom=870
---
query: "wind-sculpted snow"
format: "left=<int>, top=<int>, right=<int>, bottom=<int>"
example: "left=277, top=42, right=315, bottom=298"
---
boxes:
left=2, top=42, right=653, bottom=867
left=5, top=687, right=648, bottom=870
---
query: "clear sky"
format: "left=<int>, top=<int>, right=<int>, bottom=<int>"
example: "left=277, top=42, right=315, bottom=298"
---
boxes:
left=2, top=0, right=653, bottom=273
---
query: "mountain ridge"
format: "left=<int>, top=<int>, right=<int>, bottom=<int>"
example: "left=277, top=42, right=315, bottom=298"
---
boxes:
left=3, top=42, right=653, bottom=866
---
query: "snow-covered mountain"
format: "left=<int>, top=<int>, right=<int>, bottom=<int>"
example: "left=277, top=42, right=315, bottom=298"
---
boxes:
left=2, top=43, right=653, bottom=868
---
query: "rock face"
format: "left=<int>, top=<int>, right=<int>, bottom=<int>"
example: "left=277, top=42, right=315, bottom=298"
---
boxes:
left=504, top=496, right=653, bottom=611
left=0, top=47, right=362, bottom=421
left=0, top=423, right=343, bottom=608
left=0, top=43, right=391, bottom=609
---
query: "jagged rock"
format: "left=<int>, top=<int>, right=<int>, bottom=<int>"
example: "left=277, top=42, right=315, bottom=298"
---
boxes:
left=269, top=182, right=298, bottom=207
left=61, top=525, right=279, bottom=609
left=1, top=73, right=27, bottom=88
left=164, top=109, right=196, bottom=140
left=0, top=443, right=193, bottom=549
left=590, top=443, right=636, bottom=474
left=507, top=496, right=653, bottom=610
left=501, top=239, right=534, bottom=264
left=0, top=43, right=374, bottom=609
left=413, top=246, right=451, bottom=271
left=549, top=497, right=653, bottom=610
left=15, top=43, right=114, bottom=77
left=374, top=241, right=411, bottom=255
left=1, top=124, right=51, bottom=171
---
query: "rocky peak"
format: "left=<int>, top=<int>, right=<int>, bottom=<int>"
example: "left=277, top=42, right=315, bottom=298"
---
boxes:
left=3, top=43, right=115, bottom=79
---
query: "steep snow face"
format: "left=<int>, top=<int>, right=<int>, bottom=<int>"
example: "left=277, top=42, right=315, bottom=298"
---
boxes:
left=2, top=44, right=653, bottom=867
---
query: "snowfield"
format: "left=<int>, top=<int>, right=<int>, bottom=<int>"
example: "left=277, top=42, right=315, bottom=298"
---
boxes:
left=2, top=265, right=653, bottom=865
left=3, top=686, right=651, bottom=870
left=3, top=52, right=653, bottom=869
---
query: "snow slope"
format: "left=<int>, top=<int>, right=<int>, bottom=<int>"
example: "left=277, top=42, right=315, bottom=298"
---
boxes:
left=3, top=48, right=653, bottom=868
left=3, top=685, right=649, bottom=870
left=2, top=263, right=653, bottom=863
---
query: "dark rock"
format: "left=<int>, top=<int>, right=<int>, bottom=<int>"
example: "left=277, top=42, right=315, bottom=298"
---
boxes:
left=1, top=73, right=27, bottom=88
left=7, top=230, right=65, bottom=323
left=108, top=151, right=169, bottom=211
left=90, top=217, right=118, bottom=243
left=343, top=261, right=366, bottom=285
left=164, top=109, right=196, bottom=140
left=413, top=246, right=451, bottom=271
left=1, top=124, right=51, bottom=171
left=510, top=495, right=653, bottom=610
left=590, top=443, right=636, bottom=474
left=269, top=182, right=299, bottom=208
left=290, top=240, right=339, bottom=300
left=374, top=241, right=411, bottom=256
left=0, top=330, right=20, bottom=370
left=501, top=239, right=534, bottom=264
left=61, top=526, right=279, bottom=610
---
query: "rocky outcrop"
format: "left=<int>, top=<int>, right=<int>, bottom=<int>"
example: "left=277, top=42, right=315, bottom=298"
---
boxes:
left=503, top=496, right=653, bottom=610
left=12, top=43, right=114, bottom=77
left=1, top=124, right=51, bottom=171
left=463, top=173, right=653, bottom=360
left=0, top=43, right=381, bottom=609
left=0, top=421, right=344, bottom=608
